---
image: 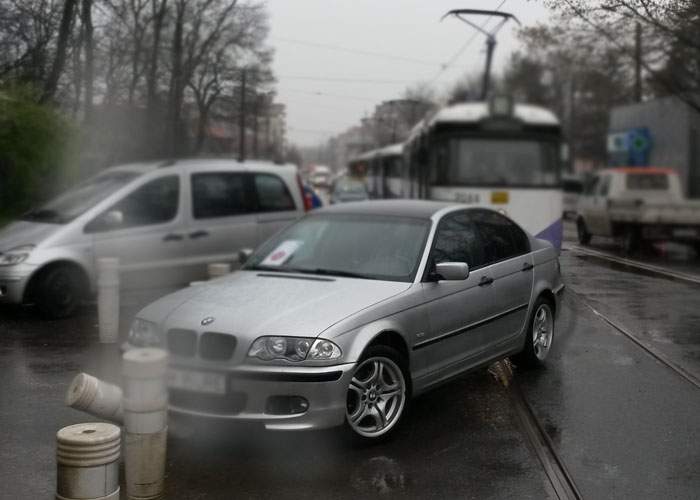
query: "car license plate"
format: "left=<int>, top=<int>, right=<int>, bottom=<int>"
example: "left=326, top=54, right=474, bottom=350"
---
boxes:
left=673, top=228, right=698, bottom=238
left=168, top=369, right=227, bottom=395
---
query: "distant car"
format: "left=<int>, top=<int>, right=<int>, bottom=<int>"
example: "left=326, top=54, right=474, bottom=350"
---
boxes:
left=330, top=176, right=370, bottom=204
left=126, top=200, right=563, bottom=440
left=0, top=159, right=309, bottom=318
left=576, top=167, right=700, bottom=254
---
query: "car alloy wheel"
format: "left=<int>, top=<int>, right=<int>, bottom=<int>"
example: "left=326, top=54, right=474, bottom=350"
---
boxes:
left=346, top=356, right=406, bottom=438
left=532, top=303, right=554, bottom=361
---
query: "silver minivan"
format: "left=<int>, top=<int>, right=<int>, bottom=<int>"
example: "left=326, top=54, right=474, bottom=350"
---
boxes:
left=0, top=159, right=306, bottom=318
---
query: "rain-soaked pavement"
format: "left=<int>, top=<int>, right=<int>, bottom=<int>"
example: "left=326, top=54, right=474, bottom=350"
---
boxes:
left=1, top=239, right=700, bottom=499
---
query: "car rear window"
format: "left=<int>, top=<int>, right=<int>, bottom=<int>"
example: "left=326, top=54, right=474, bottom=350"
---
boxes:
left=626, top=174, right=669, bottom=190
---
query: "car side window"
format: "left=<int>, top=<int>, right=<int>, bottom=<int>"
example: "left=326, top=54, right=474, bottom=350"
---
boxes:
left=192, top=172, right=253, bottom=219
left=430, top=212, right=486, bottom=269
left=470, top=210, right=529, bottom=265
left=85, top=175, right=180, bottom=233
left=254, top=174, right=296, bottom=212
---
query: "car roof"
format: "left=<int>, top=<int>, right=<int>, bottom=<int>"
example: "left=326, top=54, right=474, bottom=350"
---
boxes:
left=601, top=167, right=678, bottom=175
left=314, top=200, right=458, bottom=219
left=104, top=158, right=297, bottom=176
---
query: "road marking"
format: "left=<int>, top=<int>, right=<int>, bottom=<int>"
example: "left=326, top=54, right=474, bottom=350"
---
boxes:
left=565, top=243, right=700, bottom=285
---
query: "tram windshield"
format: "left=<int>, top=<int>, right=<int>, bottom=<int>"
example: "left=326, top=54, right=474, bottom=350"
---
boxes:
left=431, top=137, right=560, bottom=188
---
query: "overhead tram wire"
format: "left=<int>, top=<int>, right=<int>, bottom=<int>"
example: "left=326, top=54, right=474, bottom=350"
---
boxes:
left=278, top=75, right=413, bottom=85
left=282, top=88, right=379, bottom=103
left=272, top=37, right=443, bottom=68
left=429, top=0, right=508, bottom=85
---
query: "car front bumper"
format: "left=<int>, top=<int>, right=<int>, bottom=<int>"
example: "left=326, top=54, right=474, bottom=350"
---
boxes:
left=0, top=264, right=36, bottom=304
left=166, top=362, right=356, bottom=431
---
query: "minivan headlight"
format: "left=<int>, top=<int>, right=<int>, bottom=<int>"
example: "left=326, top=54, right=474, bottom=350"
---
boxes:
left=248, top=336, right=341, bottom=362
left=0, top=245, right=34, bottom=267
left=128, top=318, right=161, bottom=347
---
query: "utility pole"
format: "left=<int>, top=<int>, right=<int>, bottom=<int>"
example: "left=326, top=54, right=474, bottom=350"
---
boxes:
left=238, top=69, right=247, bottom=162
left=634, top=22, right=642, bottom=103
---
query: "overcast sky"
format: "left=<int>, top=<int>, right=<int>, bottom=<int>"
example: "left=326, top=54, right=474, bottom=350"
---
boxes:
left=264, top=1, right=552, bottom=146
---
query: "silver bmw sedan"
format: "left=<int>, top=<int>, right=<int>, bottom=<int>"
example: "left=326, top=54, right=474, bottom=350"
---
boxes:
left=127, top=200, right=563, bottom=440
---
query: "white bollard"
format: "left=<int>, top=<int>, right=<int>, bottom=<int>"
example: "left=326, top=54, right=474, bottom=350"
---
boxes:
left=65, top=373, right=124, bottom=424
left=122, top=348, right=169, bottom=500
left=56, top=422, right=121, bottom=500
left=97, top=258, right=120, bottom=343
left=207, top=262, right=231, bottom=279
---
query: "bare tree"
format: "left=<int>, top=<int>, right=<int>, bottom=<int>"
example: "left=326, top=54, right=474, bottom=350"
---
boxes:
left=41, top=0, right=78, bottom=103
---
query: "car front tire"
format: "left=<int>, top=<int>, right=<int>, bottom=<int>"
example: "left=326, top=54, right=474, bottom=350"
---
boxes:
left=35, top=266, right=85, bottom=319
left=514, top=298, right=555, bottom=369
left=344, top=345, right=409, bottom=443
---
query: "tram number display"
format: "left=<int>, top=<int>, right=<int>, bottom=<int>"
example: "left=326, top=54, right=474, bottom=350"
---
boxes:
left=454, top=192, right=481, bottom=204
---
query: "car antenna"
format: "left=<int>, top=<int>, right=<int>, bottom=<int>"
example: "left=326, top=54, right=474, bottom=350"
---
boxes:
left=441, top=8, right=521, bottom=101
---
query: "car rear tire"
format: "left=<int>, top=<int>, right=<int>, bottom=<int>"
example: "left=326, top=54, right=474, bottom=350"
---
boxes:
left=513, top=298, right=555, bottom=369
left=576, top=218, right=591, bottom=245
left=344, top=345, right=409, bottom=443
left=34, top=266, right=85, bottom=319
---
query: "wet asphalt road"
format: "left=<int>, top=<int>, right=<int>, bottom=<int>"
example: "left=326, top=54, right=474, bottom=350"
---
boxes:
left=1, top=237, right=700, bottom=499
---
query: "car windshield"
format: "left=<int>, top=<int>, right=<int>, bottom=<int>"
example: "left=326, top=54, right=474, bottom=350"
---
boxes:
left=432, top=138, right=560, bottom=187
left=626, top=173, right=669, bottom=190
left=21, top=171, right=141, bottom=224
left=245, top=213, right=430, bottom=282
left=334, top=178, right=367, bottom=195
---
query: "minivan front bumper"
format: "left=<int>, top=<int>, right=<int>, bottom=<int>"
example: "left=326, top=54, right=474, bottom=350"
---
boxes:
left=0, top=264, right=36, bottom=304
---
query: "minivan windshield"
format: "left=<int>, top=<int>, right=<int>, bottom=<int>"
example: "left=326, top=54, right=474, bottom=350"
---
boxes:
left=21, top=171, right=141, bottom=224
left=245, top=213, right=430, bottom=282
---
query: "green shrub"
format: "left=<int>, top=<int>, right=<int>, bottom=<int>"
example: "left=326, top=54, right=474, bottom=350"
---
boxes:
left=0, top=85, right=78, bottom=220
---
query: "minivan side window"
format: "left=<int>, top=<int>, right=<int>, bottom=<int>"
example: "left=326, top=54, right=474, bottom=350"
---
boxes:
left=430, top=212, right=486, bottom=270
left=470, top=210, right=530, bottom=265
left=254, top=174, right=296, bottom=212
left=192, top=172, right=253, bottom=219
left=86, top=175, right=180, bottom=233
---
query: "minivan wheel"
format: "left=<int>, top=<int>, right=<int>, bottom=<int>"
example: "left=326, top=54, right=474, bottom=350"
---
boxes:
left=576, top=218, right=591, bottom=245
left=345, top=345, right=408, bottom=441
left=513, top=298, right=554, bottom=369
left=35, top=266, right=84, bottom=319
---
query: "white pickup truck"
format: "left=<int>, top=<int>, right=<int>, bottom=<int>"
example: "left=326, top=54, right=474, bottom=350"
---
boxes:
left=576, top=167, right=700, bottom=254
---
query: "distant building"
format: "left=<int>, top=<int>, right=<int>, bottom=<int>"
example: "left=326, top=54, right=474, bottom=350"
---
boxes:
left=609, top=96, right=700, bottom=198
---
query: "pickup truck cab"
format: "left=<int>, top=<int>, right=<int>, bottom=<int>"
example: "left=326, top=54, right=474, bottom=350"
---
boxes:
left=576, top=167, right=700, bottom=254
left=0, top=159, right=308, bottom=318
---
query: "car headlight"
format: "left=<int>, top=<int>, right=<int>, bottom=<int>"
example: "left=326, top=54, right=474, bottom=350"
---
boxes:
left=0, top=245, right=34, bottom=267
left=248, top=336, right=341, bottom=362
left=128, top=318, right=161, bottom=347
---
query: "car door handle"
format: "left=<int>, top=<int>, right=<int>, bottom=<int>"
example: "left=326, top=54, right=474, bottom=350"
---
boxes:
left=478, top=276, right=494, bottom=287
left=163, top=233, right=184, bottom=242
left=189, top=230, right=210, bottom=240
left=522, top=262, right=534, bottom=272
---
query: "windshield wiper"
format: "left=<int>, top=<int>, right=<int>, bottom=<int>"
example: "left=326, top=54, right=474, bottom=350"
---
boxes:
left=247, top=264, right=375, bottom=280
left=283, top=267, right=375, bottom=280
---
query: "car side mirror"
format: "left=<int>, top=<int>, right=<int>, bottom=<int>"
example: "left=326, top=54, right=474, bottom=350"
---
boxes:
left=435, top=262, right=470, bottom=281
left=238, top=248, right=253, bottom=265
left=102, top=210, right=123, bottom=228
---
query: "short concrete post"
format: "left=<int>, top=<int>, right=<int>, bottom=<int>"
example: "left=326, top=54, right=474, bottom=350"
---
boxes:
left=65, top=373, right=124, bottom=424
left=207, top=262, right=231, bottom=279
left=56, top=422, right=121, bottom=500
left=122, top=348, right=169, bottom=500
left=97, top=258, right=120, bottom=343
